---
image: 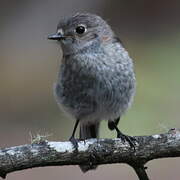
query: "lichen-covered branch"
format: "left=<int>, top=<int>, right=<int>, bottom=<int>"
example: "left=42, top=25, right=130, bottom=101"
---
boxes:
left=0, top=128, right=180, bottom=179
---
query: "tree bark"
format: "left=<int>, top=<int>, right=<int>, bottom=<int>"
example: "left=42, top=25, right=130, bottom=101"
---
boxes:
left=0, top=128, right=180, bottom=179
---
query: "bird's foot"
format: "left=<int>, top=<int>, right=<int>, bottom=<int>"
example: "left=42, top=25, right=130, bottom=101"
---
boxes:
left=117, top=132, right=136, bottom=151
left=69, top=136, right=78, bottom=150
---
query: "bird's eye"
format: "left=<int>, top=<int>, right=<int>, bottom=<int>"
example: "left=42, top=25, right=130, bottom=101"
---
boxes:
left=75, top=25, right=86, bottom=34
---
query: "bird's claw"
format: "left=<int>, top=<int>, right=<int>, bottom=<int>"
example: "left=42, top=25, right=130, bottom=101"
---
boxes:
left=117, top=133, right=136, bottom=151
left=69, top=136, right=78, bottom=150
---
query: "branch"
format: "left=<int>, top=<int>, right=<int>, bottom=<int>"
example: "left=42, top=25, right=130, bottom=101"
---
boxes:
left=0, top=128, right=180, bottom=179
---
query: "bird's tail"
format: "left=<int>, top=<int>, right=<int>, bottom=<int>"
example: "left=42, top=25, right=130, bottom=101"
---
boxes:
left=79, top=122, right=100, bottom=173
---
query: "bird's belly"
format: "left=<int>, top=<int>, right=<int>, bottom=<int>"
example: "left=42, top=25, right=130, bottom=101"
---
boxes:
left=54, top=81, right=98, bottom=121
left=54, top=75, right=134, bottom=122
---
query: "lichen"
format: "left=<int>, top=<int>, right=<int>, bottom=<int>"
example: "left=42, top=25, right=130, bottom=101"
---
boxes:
left=30, top=132, right=52, bottom=144
left=6, top=150, right=16, bottom=156
left=48, top=141, right=73, bottom=153
left=152, top=135, right=161, bottom=139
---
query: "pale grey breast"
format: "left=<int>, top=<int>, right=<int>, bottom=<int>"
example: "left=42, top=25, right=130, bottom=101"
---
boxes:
left=55, top=41, right=135, bottom=122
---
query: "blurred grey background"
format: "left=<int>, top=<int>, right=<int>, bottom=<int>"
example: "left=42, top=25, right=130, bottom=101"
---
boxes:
left=1, top=0, right=180, bottom=179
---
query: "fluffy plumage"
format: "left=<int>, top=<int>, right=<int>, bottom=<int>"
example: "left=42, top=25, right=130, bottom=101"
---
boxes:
left=49, top=13, right=136, bottom=172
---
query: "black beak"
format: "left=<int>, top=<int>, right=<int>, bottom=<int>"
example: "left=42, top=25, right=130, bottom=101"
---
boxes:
left=48, top=33, right=65, bottom=40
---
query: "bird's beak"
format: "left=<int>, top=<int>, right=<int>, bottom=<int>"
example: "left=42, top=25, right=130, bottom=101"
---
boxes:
left=48, top=33, right=65, bottom=40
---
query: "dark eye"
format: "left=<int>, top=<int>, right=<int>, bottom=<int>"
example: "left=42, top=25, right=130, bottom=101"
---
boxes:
left=75, top=25, right=86, bottom=34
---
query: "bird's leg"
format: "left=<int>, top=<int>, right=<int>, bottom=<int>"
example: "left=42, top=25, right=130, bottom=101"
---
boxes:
left=110, top=121, right=136, bottom=151
left=108, top=117, right=120, bottom=130
left=69, top=119, right=79, bottom=150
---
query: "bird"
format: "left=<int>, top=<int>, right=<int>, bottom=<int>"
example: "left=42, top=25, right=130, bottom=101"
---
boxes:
left=48, top=13, right=136, bottom=172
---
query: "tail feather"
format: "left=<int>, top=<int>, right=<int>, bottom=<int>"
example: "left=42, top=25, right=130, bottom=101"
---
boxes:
left=79, top=122, right=100, bottom=173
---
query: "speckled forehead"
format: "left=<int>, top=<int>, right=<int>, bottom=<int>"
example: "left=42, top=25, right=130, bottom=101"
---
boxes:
left=57, top=14, right=104, bottom=30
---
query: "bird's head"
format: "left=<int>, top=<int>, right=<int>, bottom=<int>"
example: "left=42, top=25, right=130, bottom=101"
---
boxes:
left=48, top=13, right=115, bottom=55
